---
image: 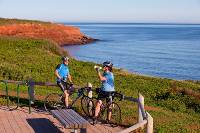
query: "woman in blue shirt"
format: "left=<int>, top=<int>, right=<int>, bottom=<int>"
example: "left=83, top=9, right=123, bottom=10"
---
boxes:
left=94, top=61, right=115, bottom=123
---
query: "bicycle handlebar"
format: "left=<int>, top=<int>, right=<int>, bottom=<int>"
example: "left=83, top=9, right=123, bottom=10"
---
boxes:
left=113, top=92, right=124, bottom=101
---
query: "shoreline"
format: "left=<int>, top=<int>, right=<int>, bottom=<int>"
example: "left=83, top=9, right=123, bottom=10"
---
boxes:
left=63, top=45, right=200, bottom=82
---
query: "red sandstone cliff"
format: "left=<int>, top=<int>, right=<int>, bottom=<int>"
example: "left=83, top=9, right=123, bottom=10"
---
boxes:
left=0, top=23, right=94, bottom=45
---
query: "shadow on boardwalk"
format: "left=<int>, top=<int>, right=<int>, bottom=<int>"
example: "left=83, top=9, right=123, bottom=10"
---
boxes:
left=27, top=118, right=62, bottom=133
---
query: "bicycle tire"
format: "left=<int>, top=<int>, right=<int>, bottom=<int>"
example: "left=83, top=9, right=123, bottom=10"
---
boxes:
left=44, top=93, right=64, bottom=112
left=81, top=96, right=95, bottom=117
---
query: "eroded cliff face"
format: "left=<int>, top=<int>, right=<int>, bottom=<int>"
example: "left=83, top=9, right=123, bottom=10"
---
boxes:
left=0, top=23, right=94, bottom=45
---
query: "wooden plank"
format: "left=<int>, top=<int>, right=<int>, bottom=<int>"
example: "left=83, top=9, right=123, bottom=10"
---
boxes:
left=1, top=80, right=23, bottom=84
left=0, top=80, right=80, bottom=88
left=65, top=109, right=88, bottom=128
left=59, top=109, right=79, bottom=129
left=67, top=109, right=89, bottom=128
left=51, top=110, right=71, bottom=128
left=51, top=110, right=71, bottom=127
left=146, top=112, right=153, bottom=133
left=10, top=110, right=25, bottom=133
left=138, top=98, right=146, bottom=119
left=119, top=120, right=147, bottom=133
left=0, top=116, right=6, bottom=133
left=123, top=96, right=138, bottom=103
left=61, top=109, right=83, bottom=128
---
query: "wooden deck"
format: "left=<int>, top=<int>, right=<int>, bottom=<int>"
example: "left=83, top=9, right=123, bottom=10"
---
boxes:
left=0, top=106, right=123, bottom=133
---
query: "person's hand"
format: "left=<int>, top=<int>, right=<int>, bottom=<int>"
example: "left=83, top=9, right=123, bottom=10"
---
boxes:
left=60, top=78, right=65, bottom=82
left=57, top=78, right=62, bottom=82
left=95, top=67, right=100, bottom=72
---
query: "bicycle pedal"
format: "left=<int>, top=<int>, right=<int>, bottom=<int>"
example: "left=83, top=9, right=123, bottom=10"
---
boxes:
left=92, top=119, right=98, bottom=125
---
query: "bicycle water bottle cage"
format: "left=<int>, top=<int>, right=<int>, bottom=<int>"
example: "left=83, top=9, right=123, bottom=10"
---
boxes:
left=78, top=88, right=84, bottom=97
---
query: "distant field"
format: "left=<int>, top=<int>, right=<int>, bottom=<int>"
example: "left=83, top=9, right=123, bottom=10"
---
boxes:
left=0, top=18, right=200, bottom=132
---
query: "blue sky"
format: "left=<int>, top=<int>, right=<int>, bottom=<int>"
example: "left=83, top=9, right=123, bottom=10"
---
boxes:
left=0, top=0, right=200, bottom=23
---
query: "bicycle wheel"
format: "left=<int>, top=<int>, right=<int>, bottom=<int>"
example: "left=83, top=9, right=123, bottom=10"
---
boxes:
left=44, top=93, right=64, bottom=112
left=99, top=103, right=107, bottom=122
left=81, top=96, right=95, bottom=117
left=68, top=91, right=79, bottom=108
left=108, top=102, right=122, bottom=126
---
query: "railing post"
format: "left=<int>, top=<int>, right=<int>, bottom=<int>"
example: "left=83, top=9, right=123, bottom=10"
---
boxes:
left=87, top=82, right=92, bottom=98
left=5, top=81, right=9, bottom=108
left=28, top=79, right=35, bottom=104
left=16, top=84, right=20, bottom=108
left=146, top=112, right=153, bottom=133
left=138, top=93, right=144, bottom=123
left=87, top=82, right=93, bottom=114
left=28, top=78, right=35, bottom=114
left=28, top=84, right=31, bottom=114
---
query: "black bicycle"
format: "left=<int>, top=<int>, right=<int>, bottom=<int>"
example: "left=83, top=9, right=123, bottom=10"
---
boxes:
left=44, top=84, right=94, bottom=116
left=90, top=91, right=124, bottom=126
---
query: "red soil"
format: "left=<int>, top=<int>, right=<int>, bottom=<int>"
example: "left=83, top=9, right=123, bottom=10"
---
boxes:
left=0, top=23, right=95, bottom=45
left=145, top=105, right=161, bottom=111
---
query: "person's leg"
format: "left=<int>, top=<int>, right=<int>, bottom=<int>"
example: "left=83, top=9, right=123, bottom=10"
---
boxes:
left=107, top=93, right=113, bottom=121
left=57, top=82, right=65, bottom=92
left=95, top=100, right=102, bottom=117
left=108, top=104, right=112, bottom=121
left=64, top=90, right=69, bottom=107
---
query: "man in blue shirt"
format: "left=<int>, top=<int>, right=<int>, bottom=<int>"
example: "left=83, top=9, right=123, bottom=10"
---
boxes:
left=94, top=61, right=115, bottom=122
left=55, top=56, right=73, bottom=108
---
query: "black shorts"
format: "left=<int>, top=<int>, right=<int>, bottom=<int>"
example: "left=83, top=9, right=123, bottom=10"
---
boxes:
left=97, top=90, right=115, bottom=103
left=57, top=81, right=74, bottom=94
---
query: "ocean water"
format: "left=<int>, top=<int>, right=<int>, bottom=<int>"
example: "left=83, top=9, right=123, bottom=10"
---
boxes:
left=64, top=23, right=200, bottom=80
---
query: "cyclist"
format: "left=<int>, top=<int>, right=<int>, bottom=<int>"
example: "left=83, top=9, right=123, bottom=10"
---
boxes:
left=55, top=56, right=73, bottom=108
left=94, top=61, right=115, bottom=123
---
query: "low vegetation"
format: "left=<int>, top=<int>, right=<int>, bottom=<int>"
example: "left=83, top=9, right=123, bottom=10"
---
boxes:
left=0, top=18, right=50, bottom=25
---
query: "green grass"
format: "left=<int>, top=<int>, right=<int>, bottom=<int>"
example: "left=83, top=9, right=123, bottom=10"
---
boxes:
left=0, top=18, right=51, bottom=25
left=0, top=36, right=200, bottom=132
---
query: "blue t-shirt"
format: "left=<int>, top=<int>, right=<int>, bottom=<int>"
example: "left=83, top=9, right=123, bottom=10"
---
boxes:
left=101, top=72, right=115, bottom=92
left=56, top=63, right=69, bottom=82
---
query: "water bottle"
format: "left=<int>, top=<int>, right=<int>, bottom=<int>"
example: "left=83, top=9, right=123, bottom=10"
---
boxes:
left=94, top=65, right=102, bottom=70
left=87, top=82, right=93, bottom=98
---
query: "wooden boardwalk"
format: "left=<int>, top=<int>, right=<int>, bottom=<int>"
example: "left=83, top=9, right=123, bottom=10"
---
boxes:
left=0, top=106, right=123, bottom=133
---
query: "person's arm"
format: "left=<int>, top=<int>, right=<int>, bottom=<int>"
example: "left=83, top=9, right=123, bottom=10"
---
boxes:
left=68, top=74, right=73, bottom=83
left=96, top=70, right=106, bottom=81
left=55, top=70, right=61, bottom=80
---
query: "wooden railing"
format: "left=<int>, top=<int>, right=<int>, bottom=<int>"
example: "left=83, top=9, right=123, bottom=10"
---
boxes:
left=0, top=79, right=153, bottom=132
left=119, top=93, right=153, bottom=133
left=0, top=79, right=82, bottom=113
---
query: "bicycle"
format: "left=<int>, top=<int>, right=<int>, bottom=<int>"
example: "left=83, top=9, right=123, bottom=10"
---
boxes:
left=91, top=90, right=124, bottom=126
left=44, top=83, right=94, bottom=116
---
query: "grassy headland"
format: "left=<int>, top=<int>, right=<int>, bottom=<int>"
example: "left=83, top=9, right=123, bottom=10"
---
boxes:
left=0, top=18, right=200, bottom=132
left=0, top=18, right=51, bottom=25
left=0, top=18, right=94, bottom=45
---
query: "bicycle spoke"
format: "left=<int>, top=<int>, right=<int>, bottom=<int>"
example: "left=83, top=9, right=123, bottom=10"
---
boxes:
left=81, top=96, right=95, bottom=117
left=44, top=93, right=64, bottom=112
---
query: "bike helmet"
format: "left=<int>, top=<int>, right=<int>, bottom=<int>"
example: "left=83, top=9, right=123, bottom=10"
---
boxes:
left=103, top=61, right=113, bottom=68
left=62, top=56, right=69, bottom=61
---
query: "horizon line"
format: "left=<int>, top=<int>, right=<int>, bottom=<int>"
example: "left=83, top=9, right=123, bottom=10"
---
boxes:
left=1, top=17, right=200, bottom=25
left=59, top=21, right=200, bottom=25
